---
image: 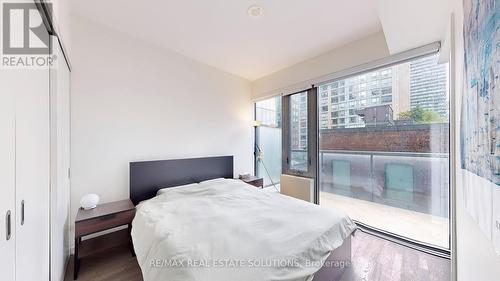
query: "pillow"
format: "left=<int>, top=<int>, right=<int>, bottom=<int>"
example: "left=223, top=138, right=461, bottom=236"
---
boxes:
left=156, top=183, right=199, bottom=195
left=198, top=178, right=227, bottom=185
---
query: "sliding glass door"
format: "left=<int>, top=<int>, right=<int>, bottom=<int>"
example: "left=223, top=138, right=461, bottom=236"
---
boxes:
left=317, top=53, right=450, bottom=249
left=282, top=89, right=318, bottom=181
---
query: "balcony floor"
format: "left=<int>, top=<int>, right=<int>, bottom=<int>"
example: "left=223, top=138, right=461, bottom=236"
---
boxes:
left=320, top=192, right=449, bottom=249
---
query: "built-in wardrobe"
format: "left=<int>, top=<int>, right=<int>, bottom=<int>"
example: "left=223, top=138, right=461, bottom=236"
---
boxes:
left=0, top=2, right=71, bottom=281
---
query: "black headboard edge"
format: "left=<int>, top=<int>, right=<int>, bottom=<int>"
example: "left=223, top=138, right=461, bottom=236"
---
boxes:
left=129, top=156, right=234, bottom=205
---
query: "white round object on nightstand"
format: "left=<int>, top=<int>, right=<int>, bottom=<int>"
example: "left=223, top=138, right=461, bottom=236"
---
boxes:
left=80, top=194, right=100, bottom=210
left=247, top=5, right=263, bottom=18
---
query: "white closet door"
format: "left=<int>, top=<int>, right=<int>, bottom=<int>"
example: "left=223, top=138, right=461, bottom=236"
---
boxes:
left=15, top=65, right=50, bottom=281
left=0, top=70, right=17, bottom=281
left=14, top=5, right=50, bottom=279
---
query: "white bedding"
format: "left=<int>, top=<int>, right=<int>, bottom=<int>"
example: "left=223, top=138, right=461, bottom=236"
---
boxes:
left=132, top=179, right=356, bottom=281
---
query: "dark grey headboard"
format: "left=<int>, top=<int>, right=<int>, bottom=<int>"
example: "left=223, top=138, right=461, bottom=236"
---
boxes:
left=129, top=156, right=234, bottom=205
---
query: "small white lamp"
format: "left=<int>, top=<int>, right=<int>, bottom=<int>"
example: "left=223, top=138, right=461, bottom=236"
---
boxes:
left=80, top=194, right=100, bottom=210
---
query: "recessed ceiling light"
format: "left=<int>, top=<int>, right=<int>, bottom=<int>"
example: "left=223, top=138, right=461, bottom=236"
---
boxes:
left=247, top=5, right=263, bottom=18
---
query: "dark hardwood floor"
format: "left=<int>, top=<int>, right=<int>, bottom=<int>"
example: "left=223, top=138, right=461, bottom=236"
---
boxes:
left=65, top=245, right=141, bottom=281
left=64, top=231, right=450, bottom=281
left=341, top=231, right=450, bottom=281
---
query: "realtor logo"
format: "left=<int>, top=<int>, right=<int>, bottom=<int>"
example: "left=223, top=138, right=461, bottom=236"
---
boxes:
left=1, top=1, right=55, bottom=68
left=2, top=2, right=51, bottom=54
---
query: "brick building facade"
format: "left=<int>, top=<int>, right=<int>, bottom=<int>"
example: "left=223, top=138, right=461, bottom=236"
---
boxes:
left=320, top=123, right=449, bottom=153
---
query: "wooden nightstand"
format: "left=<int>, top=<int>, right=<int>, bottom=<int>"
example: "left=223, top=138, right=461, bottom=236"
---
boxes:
left=74, top=199, right=136, bottom=280
left=240, top=176, right=264, bottom=188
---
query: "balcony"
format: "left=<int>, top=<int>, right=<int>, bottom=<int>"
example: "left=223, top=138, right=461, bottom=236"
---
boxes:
left=262, top=121, right=450, bottom=248
left=319, top=150, right=449, bottom=249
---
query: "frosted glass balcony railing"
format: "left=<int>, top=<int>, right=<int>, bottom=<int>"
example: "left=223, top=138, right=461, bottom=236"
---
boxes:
left=319, top=150, right=449, bottom=218
left=256, top=126, right=282, bottom=187
left=319, top=150, right=450, bottom=248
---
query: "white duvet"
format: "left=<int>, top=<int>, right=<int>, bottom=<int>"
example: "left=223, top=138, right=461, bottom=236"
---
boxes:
left=132, top=179, right=356, bottom=281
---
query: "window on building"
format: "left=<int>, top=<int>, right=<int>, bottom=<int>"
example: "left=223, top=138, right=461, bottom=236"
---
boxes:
left=381, top=87, right=392, bottom=95
left=381, top=78, right=391, bottom=87
left=381, top=95, right=393, bottom=103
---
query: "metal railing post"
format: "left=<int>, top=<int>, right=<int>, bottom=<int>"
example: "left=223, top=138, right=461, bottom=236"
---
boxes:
left=370, top=154, right=374, bottom=201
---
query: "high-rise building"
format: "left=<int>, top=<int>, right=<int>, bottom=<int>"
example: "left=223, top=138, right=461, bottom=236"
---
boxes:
left=318, top=65, right=408, bottom=129
left=290, top=92, right=308, bottom=150
left=409, top=55, right=449, bottom=117
left=317, top=54, right=448, bottom=130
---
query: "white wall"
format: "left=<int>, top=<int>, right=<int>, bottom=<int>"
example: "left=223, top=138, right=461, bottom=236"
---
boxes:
left=452, top=0, right=500, bottom=280
left=251, top=31, right=389, bottom=100
left=51, top=0, right=71, bottom=56
left=70, top=16, right=253, bottom=242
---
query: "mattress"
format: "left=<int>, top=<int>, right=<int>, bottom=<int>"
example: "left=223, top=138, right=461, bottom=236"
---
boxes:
left=132, top=178, right=356, bottom=281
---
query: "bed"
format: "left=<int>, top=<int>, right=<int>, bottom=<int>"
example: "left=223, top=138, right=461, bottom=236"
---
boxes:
left=130, top=156, right=356, bottom=281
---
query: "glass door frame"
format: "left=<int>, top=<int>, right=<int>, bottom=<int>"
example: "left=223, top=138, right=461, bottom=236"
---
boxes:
left=282, top=87, right=319, bottom=203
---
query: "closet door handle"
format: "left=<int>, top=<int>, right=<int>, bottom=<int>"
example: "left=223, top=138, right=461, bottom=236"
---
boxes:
left=5, top=210, right=11, bottom=241
left=21, top=200, right=25, bottom=226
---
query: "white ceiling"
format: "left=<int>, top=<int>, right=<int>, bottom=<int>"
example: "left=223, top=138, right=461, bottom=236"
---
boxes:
left=71, top=0, right=382, bottom=81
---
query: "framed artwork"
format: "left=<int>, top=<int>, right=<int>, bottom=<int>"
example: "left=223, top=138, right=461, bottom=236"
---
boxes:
left=461, top=0, right=500, bottom=253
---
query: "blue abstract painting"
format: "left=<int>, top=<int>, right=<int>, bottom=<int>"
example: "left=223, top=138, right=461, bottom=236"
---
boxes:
left=461, top=0, right=500, bottom=186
